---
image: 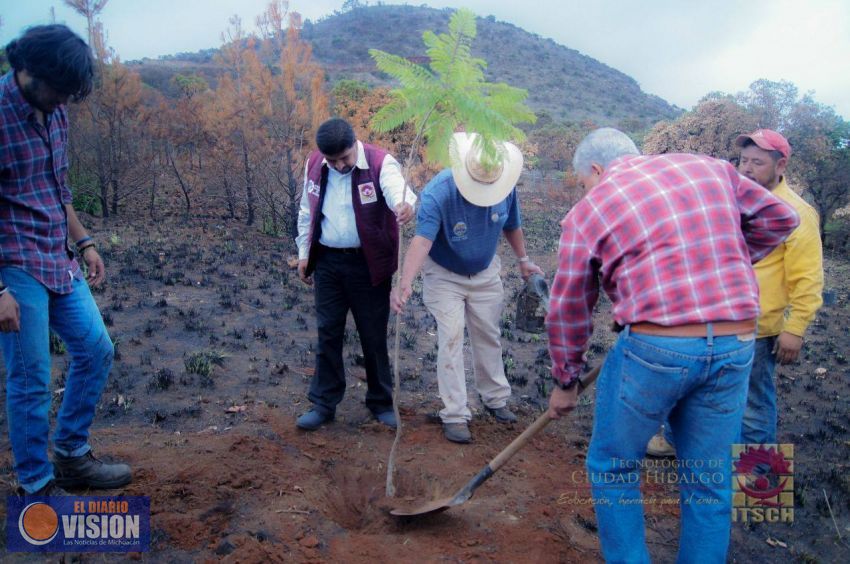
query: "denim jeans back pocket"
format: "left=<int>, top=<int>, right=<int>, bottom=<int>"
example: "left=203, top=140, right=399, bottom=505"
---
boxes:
left=619, top=347, right=687, bottom=419
left=706, top=347, right=754, bottom=414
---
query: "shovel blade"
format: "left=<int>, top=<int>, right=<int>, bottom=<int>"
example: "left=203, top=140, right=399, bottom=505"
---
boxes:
left=389, top=491, right=471, bottom=517
left=389, top=496, right=456, bottom=517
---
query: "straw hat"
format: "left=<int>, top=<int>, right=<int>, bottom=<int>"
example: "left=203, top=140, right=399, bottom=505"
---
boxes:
left=450, top=132, right=523, bottom=207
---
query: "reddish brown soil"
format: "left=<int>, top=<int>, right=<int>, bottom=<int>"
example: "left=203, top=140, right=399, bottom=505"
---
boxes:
left=1, top=212, right=848, bottom=562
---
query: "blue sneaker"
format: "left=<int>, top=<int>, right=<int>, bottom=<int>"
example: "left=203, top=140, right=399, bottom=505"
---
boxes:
left=374, top=410, right=397, bottom=429
left=296, top=409, right=333, bottom=430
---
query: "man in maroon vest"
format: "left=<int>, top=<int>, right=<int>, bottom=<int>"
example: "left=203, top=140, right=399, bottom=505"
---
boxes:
left=295, top=118, right=415, bottom=430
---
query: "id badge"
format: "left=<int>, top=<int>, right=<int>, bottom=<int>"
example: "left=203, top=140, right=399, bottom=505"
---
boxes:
left=358, top=182, right=378, bottom=205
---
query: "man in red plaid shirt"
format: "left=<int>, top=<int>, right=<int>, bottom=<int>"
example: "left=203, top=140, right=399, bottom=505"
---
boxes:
left=545, top=128, right=798, bottom=562
left=0, top=25, right=131, bottom=496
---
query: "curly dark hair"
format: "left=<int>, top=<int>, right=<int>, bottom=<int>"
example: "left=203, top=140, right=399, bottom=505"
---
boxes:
left=5, top=24, right=94, bottom=101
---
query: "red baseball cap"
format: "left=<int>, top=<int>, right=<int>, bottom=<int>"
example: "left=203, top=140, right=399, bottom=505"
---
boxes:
left=735, top=129, right=791, bottom=159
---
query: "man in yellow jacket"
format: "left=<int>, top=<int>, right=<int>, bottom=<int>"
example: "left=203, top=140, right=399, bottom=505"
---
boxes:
left=735, top=128, right=823, bottom=444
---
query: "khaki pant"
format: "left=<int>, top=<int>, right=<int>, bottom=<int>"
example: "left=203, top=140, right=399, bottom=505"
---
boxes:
left=422, top=255, right=511, bottom=424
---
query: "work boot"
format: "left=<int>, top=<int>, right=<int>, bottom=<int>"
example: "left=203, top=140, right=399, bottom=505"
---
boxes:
left=296, top=408, right=334, bottom=431
left=443, top=422, right=472, bottom=444
left=18, top=480, right=69, bottom=497
left=485, top=405, right=517, bottom=423
left=646, top=433, right=677, bottom=457
left=53, top=451, right=132, bottom=489
left=374, top=410, right=397, bottom=429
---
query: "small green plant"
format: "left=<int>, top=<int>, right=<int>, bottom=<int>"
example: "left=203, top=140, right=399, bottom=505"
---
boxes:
left=184, top=350, right=229, bottom=388
left=72, top=190, right=101, bottom=216
left=260, top=216, right=284, bottom=237
left=69, top=168, right=101, bottom=215
left=369, top=8, right=536, bottom=167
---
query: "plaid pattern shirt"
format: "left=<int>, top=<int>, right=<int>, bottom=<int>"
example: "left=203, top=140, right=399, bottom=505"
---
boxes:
left=547, top=153, right=800, bottom=386
left=0, top=71, right=80, bottom=294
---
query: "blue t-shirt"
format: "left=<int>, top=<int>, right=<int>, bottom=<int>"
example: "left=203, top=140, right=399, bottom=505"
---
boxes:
left=415, top=169, right=521, bottom=275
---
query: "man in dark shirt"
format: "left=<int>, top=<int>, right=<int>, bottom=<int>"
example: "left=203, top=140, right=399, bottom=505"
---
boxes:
left=0, top=25, right=131, bottom=496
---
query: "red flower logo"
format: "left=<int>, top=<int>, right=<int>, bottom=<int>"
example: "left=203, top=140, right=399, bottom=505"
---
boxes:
left=734, top=445, right=792, bottom=507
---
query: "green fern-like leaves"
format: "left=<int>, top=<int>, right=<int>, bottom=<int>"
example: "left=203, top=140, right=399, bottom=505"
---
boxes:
left=369, top=8, right=536, bottom=169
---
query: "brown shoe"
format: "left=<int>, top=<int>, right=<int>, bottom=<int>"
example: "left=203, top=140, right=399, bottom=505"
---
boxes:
left=443, top=422, right=472, bottom=444
left=53, top=451, right=132, bottom=489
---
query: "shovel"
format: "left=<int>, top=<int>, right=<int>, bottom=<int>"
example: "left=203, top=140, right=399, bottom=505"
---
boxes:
left=390, top=363, right=602, bottom=518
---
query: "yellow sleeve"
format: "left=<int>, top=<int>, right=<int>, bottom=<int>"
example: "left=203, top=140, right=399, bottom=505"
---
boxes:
left=782, top=208, right=824, bottom=336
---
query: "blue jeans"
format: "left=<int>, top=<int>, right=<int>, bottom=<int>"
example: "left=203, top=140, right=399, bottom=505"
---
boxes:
left=0, top=267, right=114, bottom=493
left=587, top=325, right=753, bottom=564
left=739, top=336, right=777, bottom=444
left=665, top=336, right=776, bottom=447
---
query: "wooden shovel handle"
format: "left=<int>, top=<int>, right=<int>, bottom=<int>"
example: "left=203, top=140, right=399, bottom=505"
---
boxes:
left=488, top=364, right=602, bottom=473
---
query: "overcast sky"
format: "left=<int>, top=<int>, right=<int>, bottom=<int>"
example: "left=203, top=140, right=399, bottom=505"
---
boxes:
left=2, top=0, right=848, bottom=118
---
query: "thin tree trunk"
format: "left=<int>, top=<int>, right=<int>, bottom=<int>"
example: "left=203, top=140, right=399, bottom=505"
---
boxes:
left=168, top=148, right=192, bottom=220
left=99, top=175, right=109, bottom=218
left=95, top=137, right=109, bottom=218
left=223, top=176, right=236, bottom=219
left=110, top=177, right=119, bottom=215
left=285, top=147, right=299, bottom=241
left=149, top=174, right=157, bottom=219
left=242, top=138, right=255, bottom=226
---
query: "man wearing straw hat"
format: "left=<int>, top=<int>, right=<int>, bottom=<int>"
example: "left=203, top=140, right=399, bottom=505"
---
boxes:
left=392, top=132, right=542, bottom=443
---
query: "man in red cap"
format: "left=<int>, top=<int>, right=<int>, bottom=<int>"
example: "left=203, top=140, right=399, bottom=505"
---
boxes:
left=735, top=128, right=823, bottom=444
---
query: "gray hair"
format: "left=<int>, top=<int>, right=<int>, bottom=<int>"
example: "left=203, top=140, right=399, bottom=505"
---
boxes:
left=572, top=127, right=640, bottom=176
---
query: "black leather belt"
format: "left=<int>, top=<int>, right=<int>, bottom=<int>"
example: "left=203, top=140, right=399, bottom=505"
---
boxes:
left=320, top=245, right=362, bottom=255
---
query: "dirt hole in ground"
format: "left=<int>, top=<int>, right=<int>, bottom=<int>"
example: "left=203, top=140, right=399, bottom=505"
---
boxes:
left=312, top=462, right=452, bottom=532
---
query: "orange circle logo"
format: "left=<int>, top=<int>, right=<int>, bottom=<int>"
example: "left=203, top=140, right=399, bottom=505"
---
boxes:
left=18, top=502, right=59, bottom=545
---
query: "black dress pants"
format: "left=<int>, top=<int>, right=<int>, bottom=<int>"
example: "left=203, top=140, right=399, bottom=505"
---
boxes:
left=308, top=248, right=393, bottom=415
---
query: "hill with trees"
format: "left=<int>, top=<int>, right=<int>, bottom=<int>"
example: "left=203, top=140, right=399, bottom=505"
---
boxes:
left=132, top=4, right=679, bottom=128
left=25, top=2, right=845, bottom=252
